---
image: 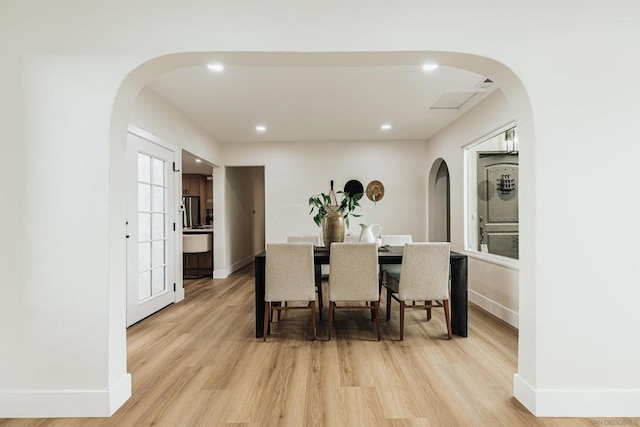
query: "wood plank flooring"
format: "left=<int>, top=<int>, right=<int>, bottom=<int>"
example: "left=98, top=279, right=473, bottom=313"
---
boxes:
left=2, top=264, right=636, bottom=426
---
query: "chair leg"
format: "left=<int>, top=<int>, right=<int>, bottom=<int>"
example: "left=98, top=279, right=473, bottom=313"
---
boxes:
left=309, top=301, right=317, bottom=341
left=426, top=300, right=432, bottom=321
left=386, top=289, right=392, bottom=321
left=316, top=266, right=323, bottom=321
left=263, top=302, right=270, bottom=342
left=399, top=301, right=405, bottom=341
left=317, top=284, right=323, bottom=321
left=328, top=302, right=335, bottom=340
left=443, top=299, right=452, bottom=339
left=374, top=300, right=381, bottom=341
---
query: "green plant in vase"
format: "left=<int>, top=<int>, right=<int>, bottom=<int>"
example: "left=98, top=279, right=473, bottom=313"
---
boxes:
left=308, top=190, right=363, bottom=247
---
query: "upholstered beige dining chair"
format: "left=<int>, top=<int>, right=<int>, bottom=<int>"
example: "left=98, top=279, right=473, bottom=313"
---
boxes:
left=380, top=234, right=413, bottom=246
left=286, top=235, right=322, bottom=245
left=287, top=235, right=323, bottom=318
left=264, top=243, right=317, bottom=341
left=328, top=242, right=380, bottom=340
left=383, top=242, right=452, bottom=340
left=379, top=234, right=413, bottom=288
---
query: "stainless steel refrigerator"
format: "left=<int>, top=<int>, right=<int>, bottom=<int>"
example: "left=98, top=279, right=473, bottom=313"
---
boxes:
left=182, top=196, right=201, bottom=227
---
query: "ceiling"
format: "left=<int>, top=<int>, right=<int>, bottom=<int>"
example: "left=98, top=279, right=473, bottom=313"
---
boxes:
left=181, top=149, right=214, bottom=175
left=147, top=62, right=496, bottom=146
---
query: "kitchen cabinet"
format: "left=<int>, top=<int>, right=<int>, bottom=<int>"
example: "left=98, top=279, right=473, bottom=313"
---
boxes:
left=206, top=176, right=214, bottom=209
left=182, top=175, right=202, bottom=196
left=182, top=174, right=214, bottom=224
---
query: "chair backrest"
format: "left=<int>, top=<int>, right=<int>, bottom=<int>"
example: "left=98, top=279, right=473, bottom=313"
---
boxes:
left=380, top=234, right=413, bottom=246
left=398, top=242, right=450, bottom=301
left=328, top=243, right=379, bottom=302
left=183, top=234, right=213, bottom=254
left=265, top=243, right=316, bottom=302
left=287, top=235, right=321, bottom=245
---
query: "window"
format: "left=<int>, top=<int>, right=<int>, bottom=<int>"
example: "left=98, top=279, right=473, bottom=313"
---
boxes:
left=464, top=125, right=519, bottom=260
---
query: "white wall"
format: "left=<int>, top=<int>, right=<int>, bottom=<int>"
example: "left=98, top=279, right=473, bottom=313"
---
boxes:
left=225, top=166, right=265, bottom=271
left=223, top=140, right=429, bottom=244
left=130, top=88, right=222, bottom=166
left=426, top=90, right=519, bottom=327
left=1, top=1, right=639, bottom=418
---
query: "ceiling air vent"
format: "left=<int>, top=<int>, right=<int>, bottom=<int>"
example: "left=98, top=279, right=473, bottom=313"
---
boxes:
left=475, top=78, right=494, bottom=90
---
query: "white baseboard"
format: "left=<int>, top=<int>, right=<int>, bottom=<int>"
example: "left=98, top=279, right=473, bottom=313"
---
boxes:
left=468, top=289, right=519, bottom=329
left=213, top=269, right=228, bottom=279
left=0, top=373, right=131, bottom=418
left=108, top=373, right=132, bottom=415
left=513, top=374, right=537, bottom=415
left=175, top=287, right=185, bottom=303
left=230, top=253, right=256, bottom=274
left=514, top=374, right=640, bottom=417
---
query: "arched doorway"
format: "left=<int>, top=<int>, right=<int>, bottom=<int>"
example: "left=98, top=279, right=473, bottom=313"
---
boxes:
left=109, top=51, right=534, bottom=413
left=428, top=158, right=450, bottom=242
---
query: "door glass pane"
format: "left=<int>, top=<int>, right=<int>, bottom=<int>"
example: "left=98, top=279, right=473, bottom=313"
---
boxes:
left=138, top=153, right=151, bottom=183
left=152, top=186, right=164, bottom=212
left=138, top=242, right=151, bottom=272
left=152, top=158, right=164, bottom=185
left=138, top=183, right=151, bottom=212
left=152, top=213, right=164, bottom=240
left=152, top=240, right=165, bottom=268
left=152, top=267, right=166, bottom=295
left=138, top=271, right=151, bottom=300
left=138, top=213, right=151, bottom=242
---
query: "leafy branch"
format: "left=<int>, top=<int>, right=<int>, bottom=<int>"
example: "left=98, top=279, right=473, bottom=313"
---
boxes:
left=308, top=191, right=363, bottom=229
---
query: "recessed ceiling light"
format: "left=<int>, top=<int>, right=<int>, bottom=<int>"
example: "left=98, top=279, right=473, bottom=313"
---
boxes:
left=195, top=158, right=202, bottom=163
left=207, top=63, right=224, bottom=72
left=381, top=124, right=392, bottom=131
left=421, top=63, right=439, bottom=71
left=255, top=125, right=267, bottom=132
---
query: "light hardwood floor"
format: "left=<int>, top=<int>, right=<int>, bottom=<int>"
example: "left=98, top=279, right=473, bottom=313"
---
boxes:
left=2, top=265, right=637, bottom=426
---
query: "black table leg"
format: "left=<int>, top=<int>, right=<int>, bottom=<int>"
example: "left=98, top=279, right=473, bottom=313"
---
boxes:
left=255, top=255, right=266, bottom=338
left=450, top=256, right=468, bottom=337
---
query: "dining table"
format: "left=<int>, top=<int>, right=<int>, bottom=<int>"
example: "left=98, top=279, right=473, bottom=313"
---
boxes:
left=254, top=245, right=468, bottom=338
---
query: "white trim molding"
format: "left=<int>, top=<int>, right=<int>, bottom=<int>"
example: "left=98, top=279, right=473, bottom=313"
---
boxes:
left=469, top=290, right=519, bottom=328
left=213, top=268, right=229, bottom=279
left=514, top=374, right=640, bottom=417
left=0, top=374, right=131, bottom=418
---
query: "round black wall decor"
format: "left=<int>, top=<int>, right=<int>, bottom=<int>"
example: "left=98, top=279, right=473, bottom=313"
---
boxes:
left=343, top=179, right=364, bottom=197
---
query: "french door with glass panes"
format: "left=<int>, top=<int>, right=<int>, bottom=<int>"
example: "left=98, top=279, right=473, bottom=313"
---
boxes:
left=126, top=133, right=176, bottom=327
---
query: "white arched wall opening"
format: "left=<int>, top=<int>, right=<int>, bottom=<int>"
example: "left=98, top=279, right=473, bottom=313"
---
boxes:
left=108, top=50, right=536, bottom=414
left=428, top=158, right=451, bottom=242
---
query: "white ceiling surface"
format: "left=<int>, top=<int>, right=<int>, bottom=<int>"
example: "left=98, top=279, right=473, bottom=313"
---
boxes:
left=181, top=150, right=214, bottom=175
left=148, top=64, right=495, bottom=145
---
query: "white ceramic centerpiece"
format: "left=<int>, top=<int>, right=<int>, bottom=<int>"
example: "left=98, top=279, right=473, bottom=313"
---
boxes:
left=359, top=223, right=382, bottom=244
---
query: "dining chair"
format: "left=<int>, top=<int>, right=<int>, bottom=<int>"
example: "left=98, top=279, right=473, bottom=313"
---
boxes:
left=263, top=243, right=317, bottom=341
left=378, top=234, right=413, bottom=292
left=328, top=242, right=380, bottom=340
left=286, top=235, right=323, bottom=319
left=286, top=235, right=321, bottom=245
left=380, top=234, right=413, bottom=246
left=382, top=242, right=452, bottom=340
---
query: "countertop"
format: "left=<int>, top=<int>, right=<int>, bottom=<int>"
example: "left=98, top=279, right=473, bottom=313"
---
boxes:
left=183, top=226, right=214, bottom=233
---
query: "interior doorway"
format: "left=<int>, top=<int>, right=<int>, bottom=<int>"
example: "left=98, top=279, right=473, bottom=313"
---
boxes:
left=226, top=166, right=265, bottom=271
left=428, top=158, right=451, bottom=242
